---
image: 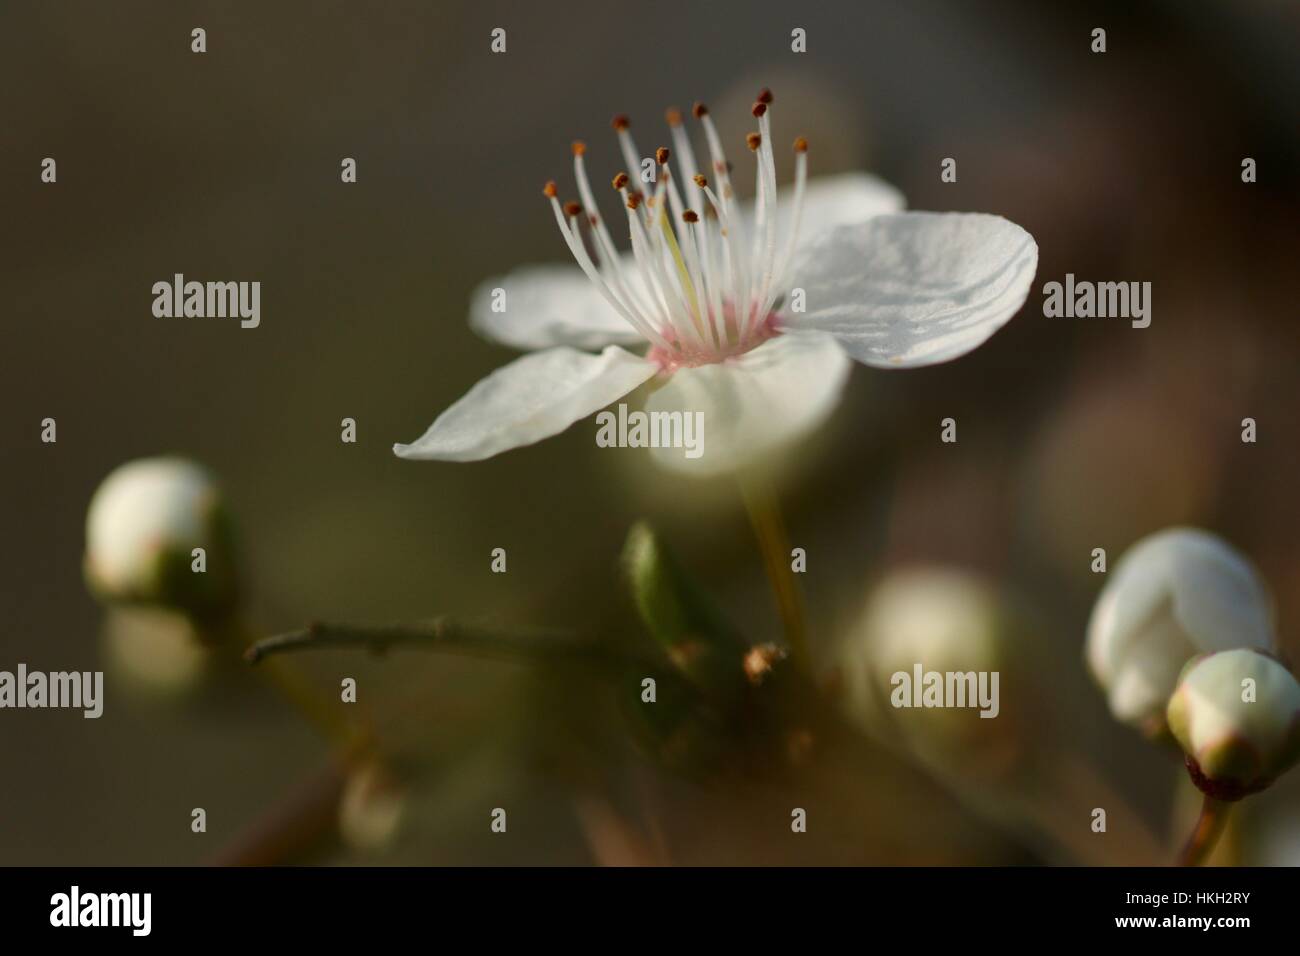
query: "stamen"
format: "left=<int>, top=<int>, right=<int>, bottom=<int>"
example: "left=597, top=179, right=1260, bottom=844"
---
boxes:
left=696, top=107, right=751, bottom=325
left=545, top=91, right=804, bottom=365
left=771, top=139, right=809, bottom=308
left=547, top=192, right=671, bottom=350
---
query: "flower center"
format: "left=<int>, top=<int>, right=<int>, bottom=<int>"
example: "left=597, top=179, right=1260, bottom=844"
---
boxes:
left=543, top=89, right=809, bottom=367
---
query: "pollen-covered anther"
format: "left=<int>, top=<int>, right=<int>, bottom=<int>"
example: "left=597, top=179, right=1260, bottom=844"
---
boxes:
left=612, top=171, right=629, bottom=190
left=626, top=192, right=643, bottom=210
left=682, top=210, right=699, bottom=223
left=542, top=180, right=558, bottom=198
left=693, top=174, right=708, bottom=188
left=655, top=146, right=671, bottom=165
left=746, top=132, right=762, bottom=151
left=563, top=201, right=583, bottom=218
left=793, top=136, right=809, bottom=153
left=752, top=101, right=767, bottom=118
left=757, top=88, right=774, bottom=104
left=691, top=102, right=708, bottom=118
left=571, top=140, right=587, bottom=156
left=611, top=114, right=630, bottom=131
left=665, top=107, right=683, bottom=127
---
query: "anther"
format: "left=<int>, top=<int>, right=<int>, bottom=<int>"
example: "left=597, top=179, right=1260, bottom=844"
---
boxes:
left=543, top=180, right=558, bottom=198
left=757, top=88, right=774, bottom=105
left=752, top=101, right=767, bottom=118
left=612, top=171, right=630, bottom=190
left=665, top=107, right=683, bottom=127
left=571, top=140, right=587, bottom=156
left=626, top=193, right=643, bottom=210
left=682, top=210, right=700, bottom=223
left=563, top=201, right=583, bottom=218
left=691, top=102, right=709, bottom=118
left=611, top=114, right=631, bottom=131
left=693, top=174, right=708, bottom=188
left=655, top=146, right=671, bottom=165
left=746, top=132, right=762, bottom=151
left=793, top=136, right=808, bottom=153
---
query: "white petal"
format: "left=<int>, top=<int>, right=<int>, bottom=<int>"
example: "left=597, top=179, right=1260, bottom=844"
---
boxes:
left=743, top=172, right=906, bottom=238
left=393, top=346, right=657, bottom=462
left=468, top=265, right=645, bottom=351
left=785, top=212, right=1039, bottom=368
left=644, top=331, right=850, bottom=477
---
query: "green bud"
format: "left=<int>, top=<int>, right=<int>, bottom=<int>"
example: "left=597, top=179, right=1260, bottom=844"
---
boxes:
left=621, top=522, right=745, bottom=693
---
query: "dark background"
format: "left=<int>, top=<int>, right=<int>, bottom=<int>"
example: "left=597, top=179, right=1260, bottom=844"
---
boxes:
left=1, top=0, right=1297, bottom=865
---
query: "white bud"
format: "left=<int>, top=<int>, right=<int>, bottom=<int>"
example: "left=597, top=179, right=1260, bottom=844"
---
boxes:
left=1167, top=649, right=1300, bottom=800
left=84, top=457, right=238, bottom=619
left=837, top=568, right=1016, bottom=778
left=1086, top=528, right=1274, bottom=735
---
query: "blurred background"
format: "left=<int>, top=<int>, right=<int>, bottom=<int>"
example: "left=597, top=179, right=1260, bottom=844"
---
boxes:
left=1, top=0, right=1297, bottom=865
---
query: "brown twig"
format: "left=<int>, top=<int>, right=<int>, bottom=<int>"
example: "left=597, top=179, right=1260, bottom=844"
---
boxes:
left=245, top=618, right=605, bottom=666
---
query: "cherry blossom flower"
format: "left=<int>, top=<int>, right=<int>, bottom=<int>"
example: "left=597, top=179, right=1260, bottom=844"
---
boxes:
left=395, top=90, right=1039, bottom=475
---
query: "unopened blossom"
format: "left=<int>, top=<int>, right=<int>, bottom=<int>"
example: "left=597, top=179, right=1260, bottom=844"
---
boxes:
left=395, top=90, right=1038, bottom=475
left=84, top=457, right=239, bottom=619
left=1086, top=528, right=1275, bottom=735
left=1167, top=649, right=1300, bottom=800
left=838, top=568, right=1024, bottom=781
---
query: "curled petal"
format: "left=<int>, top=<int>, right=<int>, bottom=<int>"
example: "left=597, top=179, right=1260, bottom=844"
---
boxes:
left=394, top=346, right=656, bottom=462
left=644, top=331, right=850, bottom=477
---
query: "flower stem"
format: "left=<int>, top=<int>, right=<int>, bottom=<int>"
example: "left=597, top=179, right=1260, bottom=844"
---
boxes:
left=1178, top=795, right=1229, bottom=866
left=739, top=474, right=811, bottom=674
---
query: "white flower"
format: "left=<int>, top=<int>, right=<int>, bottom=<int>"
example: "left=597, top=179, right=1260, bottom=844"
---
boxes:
left=1086, top=528, right=1275, bottom=735
left=1167, top=649, right=1300, bottom=800
left=395, top=90, right=1038, bottom=476
left=84, top=457, right=238, bottom=617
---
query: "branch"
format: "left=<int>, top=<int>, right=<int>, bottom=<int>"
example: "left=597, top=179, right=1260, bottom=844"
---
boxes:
left=244, top=617, right=609, bottom=666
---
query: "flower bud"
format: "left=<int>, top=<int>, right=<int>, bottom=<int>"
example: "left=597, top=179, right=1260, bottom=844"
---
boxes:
left=338, top=762, right=407, bottom=852
left=1086, top=528, right=1274, bottom=735
left=837, top=568, right=1023, bottom=781
left=84, top=457, right=239, bottom=621
left=1166, top=649, right=1300, bottom=800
